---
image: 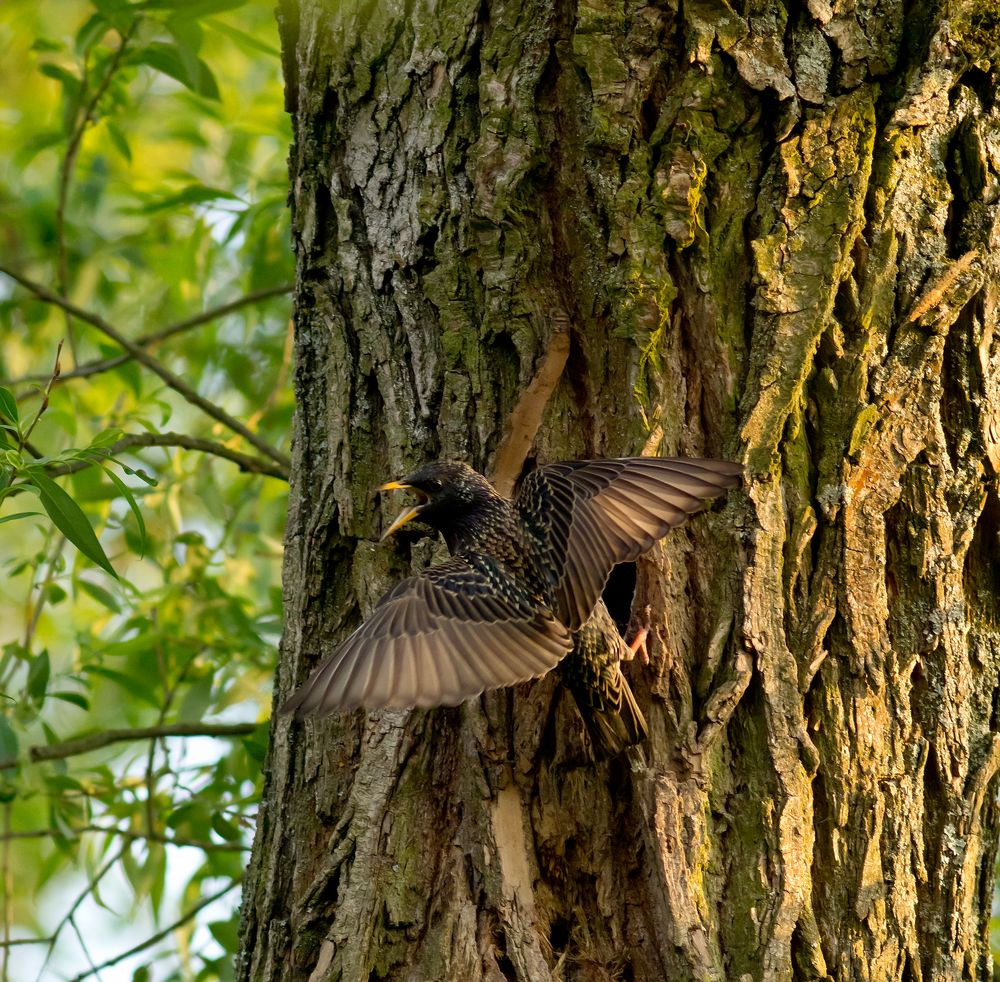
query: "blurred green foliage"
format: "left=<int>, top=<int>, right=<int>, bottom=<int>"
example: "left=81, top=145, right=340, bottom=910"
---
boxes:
left=0, top=1, right=290, bottom=977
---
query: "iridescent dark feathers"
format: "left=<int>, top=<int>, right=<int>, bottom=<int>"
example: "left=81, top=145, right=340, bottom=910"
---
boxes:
left=281, top=456, right=741, bottom=754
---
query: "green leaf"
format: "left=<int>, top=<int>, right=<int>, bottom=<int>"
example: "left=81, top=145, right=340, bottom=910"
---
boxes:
left=0, top=512, right=42, bottom=526
left=75, top=13, right=110, bottom=54
left=141, top=0, right=249, bottom=15
left=77, top=578, right=121, bottom=613
left=44, top=583, right=67, bottom=605
left=134, top=43, right=220, bottom=100
left=207, top=18, right=280, bottom=57
left=27, top=651, right=50, bottom=703
left=16, top=130, right=65, bottom=166
left=101, top=465, right=147, bottom=557
left=106, top=122, right=132, bottom=162
left=0, top=717, right=18, bottom=770
left=84, top=666, right=159, bottom=707
left=25, top=469, right=118, bottom=579
left=30, top=38, right=63, bottom=53
left=210, top=813, right=241, bottom=842
left=241, top=721, right=269, bottom=764
left=39, top=63, right=83, bottom=134
left=109, top=457, right=157, bottom=486
left=89, top=428, right=125, bottom=450
left=39, top=62, right=79, bottom=87
left=50, top=691, right=90, bottom=711
left=92, top=0, right=131, bottom=15
left=177, top=676, right=212, bottom=723
left=0, top=387, right=19, bottom=425
left=207, top=912, right=240, bottom=953
left=127, top=184, right=241, bottom=214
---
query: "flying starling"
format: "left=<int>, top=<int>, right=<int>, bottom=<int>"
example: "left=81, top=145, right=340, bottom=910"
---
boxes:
left=281, top=456, right=741, bottom=758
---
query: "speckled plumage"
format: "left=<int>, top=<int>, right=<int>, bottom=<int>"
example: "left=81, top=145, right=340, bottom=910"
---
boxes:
left=281, top=456, right=741, bottom=758
left=560, top=599, right=648, bottom=758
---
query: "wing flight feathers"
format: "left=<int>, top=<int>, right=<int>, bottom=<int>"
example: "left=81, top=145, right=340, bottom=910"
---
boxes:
left=281, top=557, right=572, bottom=715
left=518, top=457, right=741, bottom=629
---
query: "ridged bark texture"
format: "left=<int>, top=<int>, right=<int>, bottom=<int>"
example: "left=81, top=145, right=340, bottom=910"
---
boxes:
left=238, top=0, right=1000, bottom=979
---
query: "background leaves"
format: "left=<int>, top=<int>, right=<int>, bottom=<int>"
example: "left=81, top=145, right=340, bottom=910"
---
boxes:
left=0, top=0, right=289, bottom=977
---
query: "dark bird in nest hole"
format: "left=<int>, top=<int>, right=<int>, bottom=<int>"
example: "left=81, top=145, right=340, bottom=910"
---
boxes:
left=281, top=456, right=741, bottom=759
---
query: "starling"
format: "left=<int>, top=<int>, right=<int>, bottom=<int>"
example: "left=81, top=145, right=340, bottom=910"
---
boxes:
left=561, top=598, right=650, bottom=759
left=281, top=456, right=741, bottom=757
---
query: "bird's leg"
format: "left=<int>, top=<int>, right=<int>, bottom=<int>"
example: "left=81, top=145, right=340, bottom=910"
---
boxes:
left=623, top=605, right=652, bottom=665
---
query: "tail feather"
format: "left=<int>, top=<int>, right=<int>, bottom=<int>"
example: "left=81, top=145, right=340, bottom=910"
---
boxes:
left=579, top=670, right=648, bottom=760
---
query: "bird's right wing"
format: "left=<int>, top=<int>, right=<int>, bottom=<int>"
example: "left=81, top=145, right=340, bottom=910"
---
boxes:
left=280, top=557, right=573, bottom=715
left=517, top=456, right=742, bottom=630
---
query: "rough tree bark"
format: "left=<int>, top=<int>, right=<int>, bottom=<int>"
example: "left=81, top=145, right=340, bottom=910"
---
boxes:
left=237, top=0, right=1000, bottom=978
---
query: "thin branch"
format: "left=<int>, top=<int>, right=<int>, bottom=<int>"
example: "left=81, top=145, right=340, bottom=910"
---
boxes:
left=0, top=267, right=291, bottom=469
left=68, top=915, right=102, bottom=982
left=0, top=722, right=259, bottom=769
left=24, top=536, right=67, bottom=653
left=0, top=825, right=248, bottom=851
left=47, top=432, right=289, bottom=481
left=37, top=842, right=127, bottom=980
left=19, top=341, right=63, bottom=448
left=3, top=284, right=294, bottom=387
left=69, top=880, right=241, bottom=982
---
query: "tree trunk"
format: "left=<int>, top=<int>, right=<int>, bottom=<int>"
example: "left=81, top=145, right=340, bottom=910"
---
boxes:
left=238, top=0, right=1000, bottom=978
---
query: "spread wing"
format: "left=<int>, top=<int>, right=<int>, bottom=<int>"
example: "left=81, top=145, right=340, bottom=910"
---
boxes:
left=517, top=456, right=741, bottom=630
left=280, top=557, right=573, bottom=714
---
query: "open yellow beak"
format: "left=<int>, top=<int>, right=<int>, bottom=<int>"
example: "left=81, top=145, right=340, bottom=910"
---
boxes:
left=378, top=481, right=427, bottom=541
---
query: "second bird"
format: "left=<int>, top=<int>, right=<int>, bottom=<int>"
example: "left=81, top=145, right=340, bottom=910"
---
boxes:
left=281, top=456, right=741, bottom=758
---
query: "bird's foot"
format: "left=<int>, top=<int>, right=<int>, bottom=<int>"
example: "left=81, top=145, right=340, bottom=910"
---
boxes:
left=624, top=606, right=652, bottom=665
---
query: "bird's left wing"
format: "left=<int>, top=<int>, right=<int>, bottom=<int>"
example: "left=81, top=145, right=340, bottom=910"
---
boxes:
left=517, top=456, right=741, bottom=630
left=280, top=556, right=573, bottom=715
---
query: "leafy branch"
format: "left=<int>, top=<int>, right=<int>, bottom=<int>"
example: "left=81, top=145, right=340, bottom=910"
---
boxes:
left=0, top=266, right=291, bottom=469
left=47, top=431, right=289, bottom=481
left=0, top=348, right=127, bottom=579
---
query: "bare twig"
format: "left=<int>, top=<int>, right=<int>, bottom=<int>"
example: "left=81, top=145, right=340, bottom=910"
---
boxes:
left=67, top=915, right=101, bottom=982
left=23, top=536, right=67, bottom=653
left=45, top=432, right=289, bottom=481
left=37, top=842, right=128, bottom=980
left=0, top=267, right=291, bottom=469
left=0, top=722, right=259, bottom=770
left=3, top=284, right=294, bottom=388
left=68, top=880, right=241, bottom=982
left=19, top=341, right=63, bottom=448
